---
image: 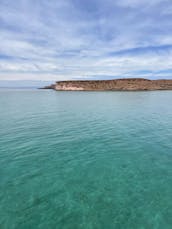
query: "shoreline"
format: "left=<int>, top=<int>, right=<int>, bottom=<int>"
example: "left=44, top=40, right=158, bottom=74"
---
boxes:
left=42, top=78, right=172, bottom=91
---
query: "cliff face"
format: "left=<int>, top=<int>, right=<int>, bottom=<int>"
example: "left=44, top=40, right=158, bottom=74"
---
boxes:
left=46, top=78, right=172, bottom=91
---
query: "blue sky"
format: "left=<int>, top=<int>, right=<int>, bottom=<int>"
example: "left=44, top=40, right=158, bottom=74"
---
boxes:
left=0, top=0, right=172, bottom=81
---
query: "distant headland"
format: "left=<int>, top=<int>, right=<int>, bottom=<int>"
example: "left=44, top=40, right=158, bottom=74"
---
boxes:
left=42, top=78, right=172, bottom=91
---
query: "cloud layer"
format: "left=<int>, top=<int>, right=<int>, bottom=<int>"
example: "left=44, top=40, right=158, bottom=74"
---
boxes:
left=0, top=0, right=172, bottom=80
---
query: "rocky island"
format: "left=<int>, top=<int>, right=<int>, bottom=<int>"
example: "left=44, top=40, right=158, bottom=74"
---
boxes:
left=43, top=78, right=172, bottom=91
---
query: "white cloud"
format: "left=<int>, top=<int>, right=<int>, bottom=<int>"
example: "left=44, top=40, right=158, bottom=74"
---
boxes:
left=0, top=0, right=172, bottom=80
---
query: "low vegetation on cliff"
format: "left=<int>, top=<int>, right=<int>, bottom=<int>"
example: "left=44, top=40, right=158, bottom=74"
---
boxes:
left=43, top=78, right=172, bottom=91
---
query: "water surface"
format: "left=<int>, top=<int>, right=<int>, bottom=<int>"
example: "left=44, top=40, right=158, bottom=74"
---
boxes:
left=0, top=90, right=172, bottom=228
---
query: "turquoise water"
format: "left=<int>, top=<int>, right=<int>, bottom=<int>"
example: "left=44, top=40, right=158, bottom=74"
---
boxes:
left=0, top=89, right=172, bottom=229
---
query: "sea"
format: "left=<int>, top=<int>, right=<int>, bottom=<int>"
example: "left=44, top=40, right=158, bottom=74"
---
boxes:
left=0, top=89, right=172, bottom=228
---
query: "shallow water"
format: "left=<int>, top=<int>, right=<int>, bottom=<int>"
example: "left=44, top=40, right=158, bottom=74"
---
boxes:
left=0, top=89, right=172, bottom=228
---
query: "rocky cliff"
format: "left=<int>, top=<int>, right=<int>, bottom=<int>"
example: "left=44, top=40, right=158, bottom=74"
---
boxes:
left=45, top=78, right=172, bottom=91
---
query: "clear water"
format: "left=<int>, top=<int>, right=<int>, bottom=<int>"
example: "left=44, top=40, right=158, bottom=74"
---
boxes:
left=0, top=89, right=172, bottom=229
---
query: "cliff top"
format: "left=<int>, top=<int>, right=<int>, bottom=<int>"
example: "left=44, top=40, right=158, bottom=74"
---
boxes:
left=56, top=78, right=152, bottom=83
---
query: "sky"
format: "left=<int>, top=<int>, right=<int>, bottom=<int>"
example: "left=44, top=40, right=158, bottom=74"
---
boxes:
left=0, top=0, right=172, bottom=81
